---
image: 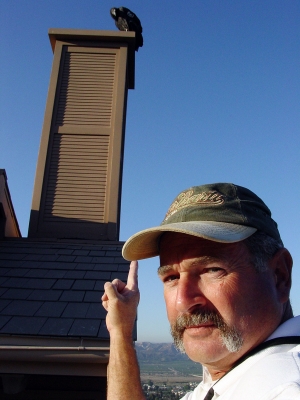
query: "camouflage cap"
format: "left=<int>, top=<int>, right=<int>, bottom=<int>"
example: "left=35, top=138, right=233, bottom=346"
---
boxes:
left=122, top=183, right=281, bottom=261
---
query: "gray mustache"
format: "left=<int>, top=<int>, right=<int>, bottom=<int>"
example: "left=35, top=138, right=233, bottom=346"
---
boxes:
left=174, top=311, right=226, bottom=331
left=171, top=310, right=244, bottom=354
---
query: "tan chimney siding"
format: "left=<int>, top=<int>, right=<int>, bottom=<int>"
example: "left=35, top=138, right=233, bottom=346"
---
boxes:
left=28, top=30, right=135, bottom=240
left=55, top=49, right=115, bottom=127
left=43, top=134, right=109, bottom=223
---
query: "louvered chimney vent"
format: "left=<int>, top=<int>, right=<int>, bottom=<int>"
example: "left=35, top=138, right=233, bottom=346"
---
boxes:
left=28, top=29, right=136, bottom=240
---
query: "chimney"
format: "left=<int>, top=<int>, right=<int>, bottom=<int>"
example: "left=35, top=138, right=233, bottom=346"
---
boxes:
left=28, top=29, right=136, bottom=241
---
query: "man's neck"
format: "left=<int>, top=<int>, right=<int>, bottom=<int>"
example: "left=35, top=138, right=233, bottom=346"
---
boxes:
left=281, top=301, right=293, bottom=323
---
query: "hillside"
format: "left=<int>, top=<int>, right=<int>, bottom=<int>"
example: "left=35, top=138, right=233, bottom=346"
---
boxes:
left=135, top=342, right=190, bottom=362
left=135, top=342, right=203, bottom=378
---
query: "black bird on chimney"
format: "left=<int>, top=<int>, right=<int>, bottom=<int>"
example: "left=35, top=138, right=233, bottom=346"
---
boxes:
left=110, top=6, right=143, bottom=51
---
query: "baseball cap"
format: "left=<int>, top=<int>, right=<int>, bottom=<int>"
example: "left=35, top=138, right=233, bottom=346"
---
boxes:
left=122, top=183, right=281, bottom=261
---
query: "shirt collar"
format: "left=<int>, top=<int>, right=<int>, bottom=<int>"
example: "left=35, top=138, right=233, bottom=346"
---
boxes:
left=205, top=316, right=300, bottom=397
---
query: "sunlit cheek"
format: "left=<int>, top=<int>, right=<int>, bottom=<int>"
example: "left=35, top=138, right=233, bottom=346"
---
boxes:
left=201, top=280, right=227, bottom=305
left=205, top=281, right=242, bottom=324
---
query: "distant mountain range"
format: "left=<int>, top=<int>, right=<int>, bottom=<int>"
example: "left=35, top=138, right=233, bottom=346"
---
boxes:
left=135, top=342, right=191, bottom=363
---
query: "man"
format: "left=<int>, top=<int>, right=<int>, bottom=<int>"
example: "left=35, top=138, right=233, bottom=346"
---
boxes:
left=102, top=183, right=300, bottom=399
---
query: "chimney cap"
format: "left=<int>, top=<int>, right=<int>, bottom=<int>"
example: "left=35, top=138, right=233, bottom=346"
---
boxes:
left=48, top=28, right=136, bottom=89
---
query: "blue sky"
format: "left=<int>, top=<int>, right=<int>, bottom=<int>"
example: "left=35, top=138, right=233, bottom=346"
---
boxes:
left=1, top=0, right=299, bottom=342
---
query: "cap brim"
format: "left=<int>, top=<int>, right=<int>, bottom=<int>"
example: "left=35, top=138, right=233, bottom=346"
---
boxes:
left=122, top=221, right=257, bottom=261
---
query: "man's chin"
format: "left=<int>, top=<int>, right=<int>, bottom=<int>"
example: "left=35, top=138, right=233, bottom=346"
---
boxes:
left=182, top=337, right=233, bottom=365
left=176, top=327, right=243, bottom=360
left=173, top=327, right=218, bottom=354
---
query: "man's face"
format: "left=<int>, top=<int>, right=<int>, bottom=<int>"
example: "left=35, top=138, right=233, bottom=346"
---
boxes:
left=158, top=232, right=285, bottom=373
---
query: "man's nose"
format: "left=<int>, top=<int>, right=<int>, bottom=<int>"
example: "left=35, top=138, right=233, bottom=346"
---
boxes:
left=175, top=276, right=206, bottom=313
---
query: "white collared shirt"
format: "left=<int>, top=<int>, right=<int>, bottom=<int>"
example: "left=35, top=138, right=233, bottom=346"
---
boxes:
left=181, top=316, right=300, bottom=399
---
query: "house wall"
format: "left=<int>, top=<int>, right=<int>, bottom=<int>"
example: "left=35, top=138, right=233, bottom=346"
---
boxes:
left=0, top=374, right=107, bottom=399
left=0, top=170, right=21, bottom=238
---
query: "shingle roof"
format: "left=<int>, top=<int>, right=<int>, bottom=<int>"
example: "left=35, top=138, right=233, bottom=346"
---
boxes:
left=0, top=238, right=130, bottom=339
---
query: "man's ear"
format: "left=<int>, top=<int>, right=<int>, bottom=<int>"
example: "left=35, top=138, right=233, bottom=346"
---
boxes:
left=269, top=248, right=293, bottom=303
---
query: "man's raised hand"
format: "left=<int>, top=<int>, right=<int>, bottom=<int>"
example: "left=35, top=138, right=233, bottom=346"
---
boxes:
left=102, top=260, right=140, bottom=338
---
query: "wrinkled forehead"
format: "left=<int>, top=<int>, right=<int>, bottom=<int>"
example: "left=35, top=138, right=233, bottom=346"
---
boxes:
left=159, top=231, right=248, bottom=265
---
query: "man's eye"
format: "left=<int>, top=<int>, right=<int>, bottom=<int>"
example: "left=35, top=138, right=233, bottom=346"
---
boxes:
left=164, top=275, right=179, bottom=282
left=206, top=267, right=223, bottom=273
